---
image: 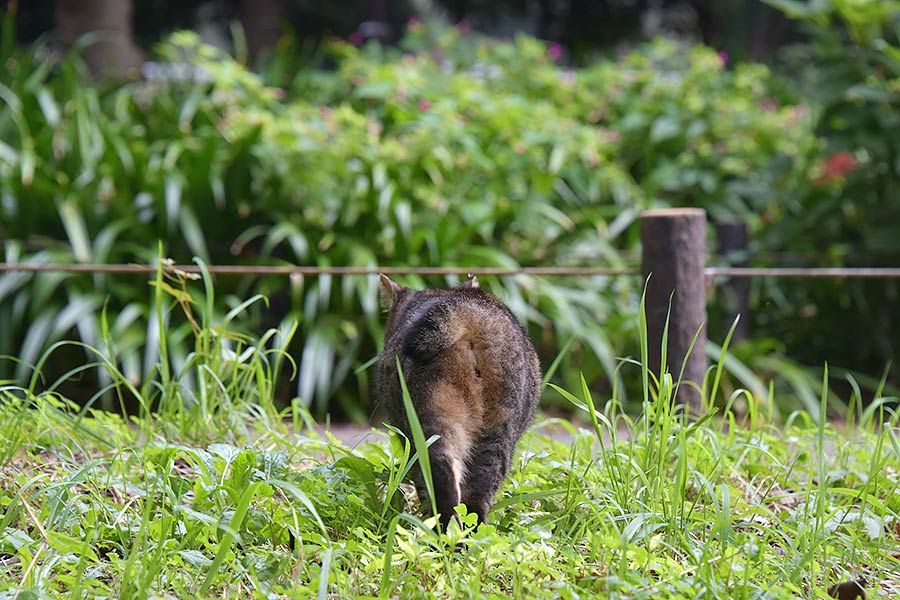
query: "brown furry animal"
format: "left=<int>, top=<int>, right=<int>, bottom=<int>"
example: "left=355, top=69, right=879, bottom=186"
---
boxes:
left=375, top=275, right=541, bottom=528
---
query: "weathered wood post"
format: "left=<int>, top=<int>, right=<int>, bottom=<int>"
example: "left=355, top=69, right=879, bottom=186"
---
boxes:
left=715, top=218, right=750, bottom=343
left=641, top=208, right=708, bottom=412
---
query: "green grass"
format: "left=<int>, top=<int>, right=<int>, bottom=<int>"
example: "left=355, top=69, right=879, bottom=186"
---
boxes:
left=1, top=274, right=898, bottom=599
left=2, top=384, right=898, bottom=598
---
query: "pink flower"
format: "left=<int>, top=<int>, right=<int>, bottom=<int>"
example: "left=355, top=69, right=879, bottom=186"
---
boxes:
left=348, top=31, right=363, bottom=46
left=717, top=50, right=729, bottom=66
left=407, top=16, right=421, bottom=28
left=418, top=99, right=431, bottom=111
left=548, top=42, right=562, bottom=61
left=457, top=19, right=471, bottom=33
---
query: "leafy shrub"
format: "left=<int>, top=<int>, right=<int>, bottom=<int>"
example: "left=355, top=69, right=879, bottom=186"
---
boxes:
left=0, top=18, right=834, bottom=417
left=756, top=0, right=900, bottom=386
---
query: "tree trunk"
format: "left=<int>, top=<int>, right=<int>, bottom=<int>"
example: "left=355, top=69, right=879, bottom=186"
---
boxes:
left=240, top=0, right=284, bottom=66
left=55, top=0, right=143, bottom=79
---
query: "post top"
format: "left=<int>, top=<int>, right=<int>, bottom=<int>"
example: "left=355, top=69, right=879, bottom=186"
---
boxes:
left=641, top=208, right=707, bottom=218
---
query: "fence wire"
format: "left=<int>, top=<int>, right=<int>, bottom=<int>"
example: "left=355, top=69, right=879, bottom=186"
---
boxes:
left=0, top=263, right=636, bottom=276
left=1, top=262, right=900, bottom=278
left=706, top=267, right=900, bottom=278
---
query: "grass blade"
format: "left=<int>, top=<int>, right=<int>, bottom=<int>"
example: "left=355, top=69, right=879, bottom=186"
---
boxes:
left=198, top=482, right=260, bottom=595
left=396, top=358, right=438, bottom=523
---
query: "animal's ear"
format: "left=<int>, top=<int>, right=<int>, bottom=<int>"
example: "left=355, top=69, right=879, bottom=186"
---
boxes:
left=460, top=274, right=479, bottom=289
left=379, top=274, right=404, bottom=310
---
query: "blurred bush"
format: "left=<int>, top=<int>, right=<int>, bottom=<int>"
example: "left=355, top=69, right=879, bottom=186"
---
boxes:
left=0, top=16, right=843, bottom=418
left=756, top=0, right=900, bottom=388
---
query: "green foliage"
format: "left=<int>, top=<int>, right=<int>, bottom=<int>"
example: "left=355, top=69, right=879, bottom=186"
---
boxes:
left=0, top=19, right=836, bottom=416
left=757, top=0, right=900, bottom=386
left=0, top=297, right=898, bottom=598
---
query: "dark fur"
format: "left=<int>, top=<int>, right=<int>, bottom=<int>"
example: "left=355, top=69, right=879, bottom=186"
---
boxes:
left=375, top=275, right=541, bottom=528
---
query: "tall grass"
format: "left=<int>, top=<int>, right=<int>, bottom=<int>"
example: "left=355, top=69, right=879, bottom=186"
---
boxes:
left=1, top=256, right=296, bottom=452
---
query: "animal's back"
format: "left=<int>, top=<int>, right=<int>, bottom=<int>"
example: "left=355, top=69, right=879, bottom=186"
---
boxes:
left=396, top=290, right=538, bottom=431
left=376, top=276, right=541, bottom=527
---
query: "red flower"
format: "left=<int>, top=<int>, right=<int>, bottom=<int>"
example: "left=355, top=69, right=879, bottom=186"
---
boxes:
left=814, top=151, right=858, bottom=185
left=824, top=151, right=857, bottom=178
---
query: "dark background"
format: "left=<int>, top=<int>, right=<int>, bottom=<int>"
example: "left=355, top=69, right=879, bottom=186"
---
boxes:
left=11, top=0, right=798, bottom=71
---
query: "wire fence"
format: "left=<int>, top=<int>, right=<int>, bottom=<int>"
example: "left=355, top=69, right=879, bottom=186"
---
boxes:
left=1, top=262, right=900, bottom=278
left=0, top=263, right=636, bottom=276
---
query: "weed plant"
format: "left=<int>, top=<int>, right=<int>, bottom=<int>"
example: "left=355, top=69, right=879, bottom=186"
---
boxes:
left=1, top=273, right=898, bottom=598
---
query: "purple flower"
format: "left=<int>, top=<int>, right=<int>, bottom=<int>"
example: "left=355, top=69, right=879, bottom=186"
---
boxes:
left=349, top=31, right=363, bottom=46
left=457, top=19, right=472, bottom=33
left=407, top=16, right=421, bottom=28
left=548, top=42, right=562, bottom=61
left=717, top=50, right=729, bottom=65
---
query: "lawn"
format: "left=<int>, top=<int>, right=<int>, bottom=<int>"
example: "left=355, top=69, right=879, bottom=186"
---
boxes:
left=1, top=278, right=898, bottom=599
left=2, top=388, right=898, bottom=599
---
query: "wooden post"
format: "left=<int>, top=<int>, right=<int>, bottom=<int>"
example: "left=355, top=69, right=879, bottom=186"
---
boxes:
left=715, top=218, right=750, bottom=343
left=641, top=208, right=708, bottom=412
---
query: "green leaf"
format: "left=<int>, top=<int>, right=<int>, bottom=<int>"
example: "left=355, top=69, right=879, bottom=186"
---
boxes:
left=198, top=482, right=261, bottom=595
left=548, top=144, right=567, bottom=174
left=179, top=205, right=210, bottom=263
left=57, top=199, right=91, bottom=262
left=649, top=116, right=681, bottom=142
left=36, top=89, right=60, bottom=126
left=179, top=549, right=213, bottom=568
left=165, top=175, right=183, bottom=234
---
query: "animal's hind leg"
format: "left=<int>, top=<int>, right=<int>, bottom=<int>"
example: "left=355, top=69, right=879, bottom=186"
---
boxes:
left=461, top=431, right=513, bottom=524
left=412, top=433, right=463, bottom=530
left=404, top=378, right=471, bottom=530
